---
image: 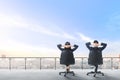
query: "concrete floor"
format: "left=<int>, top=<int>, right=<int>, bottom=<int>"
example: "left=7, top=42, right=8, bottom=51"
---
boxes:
left=0, top=69, right=120, bottom=80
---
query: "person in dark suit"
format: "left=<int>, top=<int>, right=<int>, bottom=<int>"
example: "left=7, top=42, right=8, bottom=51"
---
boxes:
left=86, top=40, right=107, bottom=76
left=57, top=42, right=78, bottom=72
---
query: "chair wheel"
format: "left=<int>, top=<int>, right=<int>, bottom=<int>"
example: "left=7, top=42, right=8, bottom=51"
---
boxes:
left=59, top=73, right=61, bottom=75
left=93, top=74, right=96, bottom=77
left=73, top=73, right=75, bottom=76
left=64, top=74, right=66, bottom=77
left=87, top=73, right=89, bottom=75
left=102, top=73, right=104, bottom=76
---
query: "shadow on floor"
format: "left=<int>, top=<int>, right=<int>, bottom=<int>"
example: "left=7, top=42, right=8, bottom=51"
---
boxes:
left=58, top=73, right=120, bottom=80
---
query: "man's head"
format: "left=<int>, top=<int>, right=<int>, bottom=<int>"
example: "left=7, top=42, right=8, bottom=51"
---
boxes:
left=93, top=40, right=99, bottom=47
left=64, top=42, right=71, bottom=48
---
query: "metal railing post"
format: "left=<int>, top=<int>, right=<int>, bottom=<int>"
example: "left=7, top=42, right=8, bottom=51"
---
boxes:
left=111, top=57, right=113, bottom=69
left=55, top=57, right=56, bottom=70
left=9, top=58, right=11, bottom=70
left=40, top=58, right=41, bottom=70
left=25, top=58, right=27, bottom=70
left=81, top=58, right=83, bottom=70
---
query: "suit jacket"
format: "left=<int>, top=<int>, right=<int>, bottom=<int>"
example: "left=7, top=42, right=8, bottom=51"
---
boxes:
left=57, top=44, right=78, bottom=65
left=86, top=42, right=107, bottom=65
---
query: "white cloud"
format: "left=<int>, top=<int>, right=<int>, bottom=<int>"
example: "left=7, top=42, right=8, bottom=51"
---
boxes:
left=1, top=13, right=120, bottom=57
left=62, top=32, right=77, bottom=40
left=0, top=38, right=59, bottom=57
left=0, top=14, right=28, bottom=28
left=0, top=13, right=77, bottom=56
left=0, top=13, right=77, bottom=40
left=28, top=25, right=77, bottom=40
left=77, top=32, right=93, bottom=42
left=105, top=41, right=120, bottom=54
left=29, top=25, right=61, bottom=37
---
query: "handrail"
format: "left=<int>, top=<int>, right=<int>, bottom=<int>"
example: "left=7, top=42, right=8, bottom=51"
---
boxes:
left=0, top=57, right=119, bottom=70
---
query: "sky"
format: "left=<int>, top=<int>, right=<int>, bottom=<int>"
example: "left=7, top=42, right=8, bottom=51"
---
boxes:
left=0, top=0, right=120, bottom=57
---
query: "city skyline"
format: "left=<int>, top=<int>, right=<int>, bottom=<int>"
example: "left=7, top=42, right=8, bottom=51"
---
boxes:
left=0, top=0, right=120, bottom=57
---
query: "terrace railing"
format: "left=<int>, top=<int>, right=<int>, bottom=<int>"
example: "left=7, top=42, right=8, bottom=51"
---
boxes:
left=0, top=57, right=120, bottom=70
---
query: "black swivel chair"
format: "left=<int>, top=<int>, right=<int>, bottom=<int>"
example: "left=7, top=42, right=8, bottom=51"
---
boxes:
left=57, top=42, right=78, bottom=77
left=86, top=41, right=107, bottom=77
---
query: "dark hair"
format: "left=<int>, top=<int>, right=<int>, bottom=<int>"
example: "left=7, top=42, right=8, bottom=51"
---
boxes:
left=65, top=41, right=71, bottom=45
left=93, top=40, right=99, bottom=43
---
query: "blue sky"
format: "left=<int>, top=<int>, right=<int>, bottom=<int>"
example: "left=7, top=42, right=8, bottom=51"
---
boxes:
left=0, top=0, right=120, bottom=57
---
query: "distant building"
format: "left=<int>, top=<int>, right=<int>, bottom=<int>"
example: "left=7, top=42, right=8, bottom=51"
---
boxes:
left=119, top=54, right=120, bottom=61
left=1, top=54, right=6, bottom=58
left=119, top=54, right=120, bottom=69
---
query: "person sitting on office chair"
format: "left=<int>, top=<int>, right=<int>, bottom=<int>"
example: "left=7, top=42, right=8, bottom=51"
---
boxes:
left=86, top=40, right=107, bottom=77
left=57, top=41, right=78, bottom=76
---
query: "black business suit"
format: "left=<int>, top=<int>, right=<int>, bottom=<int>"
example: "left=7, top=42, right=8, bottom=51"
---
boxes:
left=57, top=44, right=78, bottom=65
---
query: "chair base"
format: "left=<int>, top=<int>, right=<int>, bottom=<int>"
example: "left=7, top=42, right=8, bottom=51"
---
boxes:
left=59, top=71, right=75, bottom=77
left=87, top=71, right=104, bottom=77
